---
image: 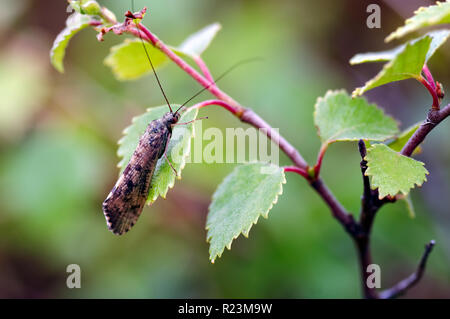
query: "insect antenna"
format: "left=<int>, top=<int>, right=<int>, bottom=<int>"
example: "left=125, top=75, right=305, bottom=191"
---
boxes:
left=131, top=0, right=173, bottom=113
left=174, top=57, right=262, bottom=114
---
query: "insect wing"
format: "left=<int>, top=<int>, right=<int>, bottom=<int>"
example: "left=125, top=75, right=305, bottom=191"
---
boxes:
left=103, top=119, right=169, bottom=234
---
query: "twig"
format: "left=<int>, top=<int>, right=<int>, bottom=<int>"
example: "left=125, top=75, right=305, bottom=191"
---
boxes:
left=284, top=166, right=309, bottom=179
left=356, top=140, right=388, bottom=232
left=354, top=237, right=378, bottom=299
left=194, top=56, right=215, bottom=83
left=379, top=240, right=436, bottom=299
left=189, top=99, right=240, bottom=115
left=401, top=104, right=450, bottom=156
left=417, top=76, right=440, bottom=110
left=354, top=140, right=379, bottom=299
left=313, top=143, right=328, bottom=177
left=358, top=140, right=372, bottom=214
left=89, top=21, right=103, bottom=27
left=241, top=108, right=354, bottom=230
left=135, top=22, right=241, bottom=109
left=422, top=64, right=436, bottom=91
left=190, top=100, right=310, bottom=170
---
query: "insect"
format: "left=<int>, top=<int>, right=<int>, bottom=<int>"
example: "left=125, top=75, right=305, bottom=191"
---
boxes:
left=102, top=6, right=193, bottom=235
left=103, top=4, right=257, bottom=235
left=103, top=110, right=180, bottom=234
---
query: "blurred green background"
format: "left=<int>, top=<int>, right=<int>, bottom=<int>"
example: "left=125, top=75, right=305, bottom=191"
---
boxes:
left=0, top=0, right=449, bottom=298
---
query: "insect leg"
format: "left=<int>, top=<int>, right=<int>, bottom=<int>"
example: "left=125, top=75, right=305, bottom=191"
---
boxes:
left=162, top=133, right=178, bottom=177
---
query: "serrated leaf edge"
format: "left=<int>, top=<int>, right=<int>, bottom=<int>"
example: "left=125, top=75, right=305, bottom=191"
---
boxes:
left=387, top=121, right=422, bottom=153
left=364, top=145, right=429, bottom=199
left=385, top=1, right=450, bottom=42
left=352, top=37, right=431, bottom=96
left=206, top=163, right=286, bottom=263
left=314, top=89, right=399, bottom=144
left=352, top=30, right=450, bottom=67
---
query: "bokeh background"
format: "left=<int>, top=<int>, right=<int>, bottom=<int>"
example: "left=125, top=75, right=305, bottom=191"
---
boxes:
left=0, top=0, right=449, bottom=298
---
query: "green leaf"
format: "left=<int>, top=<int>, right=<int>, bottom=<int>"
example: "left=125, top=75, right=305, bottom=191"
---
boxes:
left=206, top=163, right=286, bottom=263
left=386, top=1, right=450, bottom=42
left=365, top=144, right=429, bottom=199
left=387, top=122, right=422, bottom=154
left=314, top=90, right=399, bottom=145
left=104, top=39, right=169, bottom=80
left=117, top=105, right=198, bottom=203
left=50, top=12, right=92, bottom=73
left=351, top=30, right=450, bottom=65
left=352, top=36, right=431, bottom=96
left=104, top=23, right=222, bottom=79
left=424, top=29, right=450, bottom=61
left=177, top=23, right=221, bottom=57
left=350, top=45, right=405, bottom=65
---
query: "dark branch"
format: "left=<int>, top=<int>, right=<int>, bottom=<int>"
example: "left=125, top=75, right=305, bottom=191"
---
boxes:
left=354, top=140, right=378, bottom=298
left=355, top=140, right=399, bottom=299
left=358, top=140, right=371, bottom=213
left=352, top=102, right=448, bottom=299
left=379, top=240, right=436, bottom=299
left=401, top=104, right=450, bottom=157
left=357, top=140, right=390, bottom=232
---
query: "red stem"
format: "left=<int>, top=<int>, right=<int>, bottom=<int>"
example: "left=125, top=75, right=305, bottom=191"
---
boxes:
left=190, top=99, right=310, bottom=170
left=313, top=143, right=328, bottom=178
left=89, top=21, right=103, bottom=27
left=284, top=166, right=309, bottom=179
left=422, top=64, right=436, bottom=91
left=418, top=76, right=440, bottom=110
left=194, top=56, right=215, bottom=83
left=135, top=23, right=242, bottom=110
left=189, top=99, right=240, bottom=114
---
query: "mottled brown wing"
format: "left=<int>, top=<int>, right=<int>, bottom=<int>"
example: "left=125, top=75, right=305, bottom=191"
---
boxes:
left=102, top=119, right=169, bottom=235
